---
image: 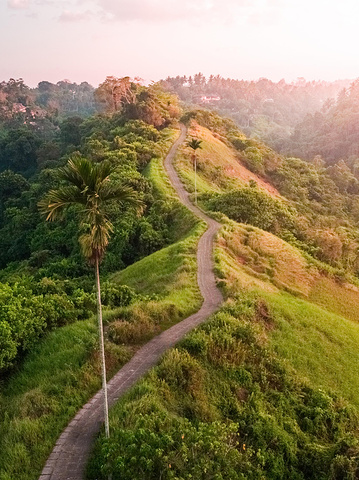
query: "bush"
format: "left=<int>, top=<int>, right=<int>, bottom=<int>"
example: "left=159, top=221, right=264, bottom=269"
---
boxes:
left=108, top=319, right=155, bottom=345
left=0, top=280, right=96, bottom=372
left=87, top=414, right=250, bottom=480
left=101, top=282, right=137, bottom=308
left=204, top=186, right=295, bottom=233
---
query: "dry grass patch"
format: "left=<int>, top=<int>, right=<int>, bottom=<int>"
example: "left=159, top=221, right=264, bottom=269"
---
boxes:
left=217, top=221, right=318, bottom=297
left=309, top=276, right=359, bottom=323
left=175, top=123, right=279, bottom=197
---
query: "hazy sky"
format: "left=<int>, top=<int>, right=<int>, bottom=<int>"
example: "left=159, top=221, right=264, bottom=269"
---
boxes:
left=2, top=0, right=359, bottom=87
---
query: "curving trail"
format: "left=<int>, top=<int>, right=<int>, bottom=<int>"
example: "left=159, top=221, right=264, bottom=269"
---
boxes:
left=39, top=124, right=223, bottom=480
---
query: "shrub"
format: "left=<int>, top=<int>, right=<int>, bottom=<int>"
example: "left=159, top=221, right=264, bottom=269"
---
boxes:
left=244, top=146, right=264, bottom=174
left=108, top=320, right=155, bottom=345
left=0, top=280, right=96, bottom=372
left=87, top=414, right=249, bottom=480
left=156, top=349, right=204, bottom=394
left=204, top=186, right=295, bottom=233
left=101, top=282, right=137, bottom=308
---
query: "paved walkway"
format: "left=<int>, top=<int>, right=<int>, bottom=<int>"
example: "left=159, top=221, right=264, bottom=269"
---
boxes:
left=39, top=124, right=223, bottom=480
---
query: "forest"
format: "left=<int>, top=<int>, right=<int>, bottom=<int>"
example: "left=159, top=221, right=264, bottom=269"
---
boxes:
left=162, top=73, right=352, bottom=151
left=0, top=76, right=181, bottom=373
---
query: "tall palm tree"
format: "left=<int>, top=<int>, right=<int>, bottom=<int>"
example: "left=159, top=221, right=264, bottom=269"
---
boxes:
left=38, top=157, right=141, bottom=438
left=187, top=139, right=202, bottom=204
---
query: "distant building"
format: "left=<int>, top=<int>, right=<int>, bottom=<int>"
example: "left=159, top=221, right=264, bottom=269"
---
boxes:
left=30, top=107, right=46, bottom=118
left=12, top=103, right=27, bottom=113
left=198, top=94, right=221, bottom=104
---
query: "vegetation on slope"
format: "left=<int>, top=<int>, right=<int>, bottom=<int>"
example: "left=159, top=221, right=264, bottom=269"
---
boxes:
left=0, top=149, right=205, bottom=480
left=0, top=84, right=204, bottom=480
left=0, top=84, right=182, bottom=374
left=4, top=78, right=359, bottom=480
left=88, top=294, right=359, bottom=480
left=88, top=110, right=359, bottom=480
left=178, top=111, right=359, bottom=275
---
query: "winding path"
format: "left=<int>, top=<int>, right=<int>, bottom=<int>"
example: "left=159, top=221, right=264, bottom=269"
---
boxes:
left=39, top=124, right=223, bottom=480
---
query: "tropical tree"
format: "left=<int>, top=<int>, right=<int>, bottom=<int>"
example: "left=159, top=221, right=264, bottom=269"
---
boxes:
left=187, top=139, right=202, bottom=204
left=94, top=76, right=138, bottom=113
left=38, top=157, right=141, bottom=437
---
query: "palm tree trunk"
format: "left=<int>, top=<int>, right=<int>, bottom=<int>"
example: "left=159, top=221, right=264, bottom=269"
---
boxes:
left=95, top=255, right=110, bottom=438
left=194, top=153, right=197, bottom=204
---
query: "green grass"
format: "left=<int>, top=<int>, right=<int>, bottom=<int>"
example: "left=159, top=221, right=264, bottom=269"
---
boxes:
left=113, top=223, right=203, bottom=294
left=264, top=290, right=359, bottom=407
left=215, top=220, right=359, bottom=406
left=143, top=152, right=178, bottom=200
left=144, top=152, right=202, bottom=242
left=309, top=276, right=359, bottom=324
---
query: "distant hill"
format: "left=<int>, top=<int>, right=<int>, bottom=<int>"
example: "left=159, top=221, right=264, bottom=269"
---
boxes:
left=284, top=79, right=359, bottom=165
left=162, top=73, right=352, bottom=150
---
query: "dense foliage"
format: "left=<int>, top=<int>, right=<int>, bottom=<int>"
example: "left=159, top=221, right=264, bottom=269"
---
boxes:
left=203, top=186, right=295, bottom=233
left=0, top=78, right=95, bottom=123
left=0, top=79, right=181, bottom=374
left=185, top=110, right=359, bottom=271
left=285, top=79, right=359, bottom=166
left=88, top=295, right=359, bottom=480
left=0, top=278, right=96, bottom=370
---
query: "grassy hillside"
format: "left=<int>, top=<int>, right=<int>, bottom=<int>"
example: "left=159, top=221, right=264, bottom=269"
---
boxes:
left=0, top=134, right=205, bottom=480
left=174, top=123, right=279, bottom=197
left=88, top=293, right=359, bottom=479
left=88, top=115, right=359, bottom=479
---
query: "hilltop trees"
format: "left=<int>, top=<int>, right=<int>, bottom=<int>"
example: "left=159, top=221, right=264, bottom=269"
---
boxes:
left=287, top=79, right=359, bottom=165
left=95, top=77, right=181, bottom=128
left=95, top=76, right=138, bottom=113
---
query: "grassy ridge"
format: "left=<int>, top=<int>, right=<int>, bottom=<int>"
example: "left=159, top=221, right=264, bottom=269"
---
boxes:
left=0, top=133, right=204, bottom=480
left=216, top=220, right=359, bottom=405
left=174, top=124, right=278, bottom=197
left=87, top=119, right=359, bottom=479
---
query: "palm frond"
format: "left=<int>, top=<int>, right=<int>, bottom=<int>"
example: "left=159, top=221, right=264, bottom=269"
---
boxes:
left=100, top=182, right=143, bottom=209
left=57, top=158, right=89, bottom=190
left=187, top=139, right=203, bottom=150
left=96, top=161, right=113, bottom=183
left=38, top=186, right=86, bottom=221
left=39, top=156, right=141, bottom=263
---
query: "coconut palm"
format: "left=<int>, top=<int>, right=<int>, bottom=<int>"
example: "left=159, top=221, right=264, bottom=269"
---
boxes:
left=38, top=157, right=141, bottom=438
left=187, top=139, right=202, bottom=204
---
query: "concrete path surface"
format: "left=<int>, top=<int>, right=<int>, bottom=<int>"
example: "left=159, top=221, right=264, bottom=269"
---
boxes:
left=38, top=124, right=223, bottom=480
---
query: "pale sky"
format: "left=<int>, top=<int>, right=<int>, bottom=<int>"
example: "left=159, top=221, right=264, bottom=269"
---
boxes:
left=1, top=0, right=359, bottom=87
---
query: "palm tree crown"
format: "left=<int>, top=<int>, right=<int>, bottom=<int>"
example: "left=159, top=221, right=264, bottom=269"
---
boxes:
left=187, top=138, right=203, bottom=151
left=39, top=157, right=140, bottom=263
